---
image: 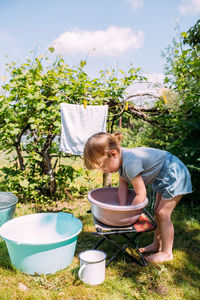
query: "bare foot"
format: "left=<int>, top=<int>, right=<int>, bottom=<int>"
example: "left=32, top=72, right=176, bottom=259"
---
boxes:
left=144, top=251, right=173, bottom=263
left=139, top=243, right=160, bottom=253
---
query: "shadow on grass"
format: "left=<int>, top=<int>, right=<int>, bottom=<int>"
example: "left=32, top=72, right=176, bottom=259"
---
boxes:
left=174, top=224, right=200, bottom=254
left=80, top=208, right=200, bottom=297
left=116, top=216, right=200, bottom=298
left=167, top=250, right=200, bottom=287
left=70, top=265, right=87, bottom=287
left=72, top=228, right=148, bottom=289
left=171, top=220, right=200, bottom=294
left=76, top=223, right=155, bottom=267
left=0, top=239, right=14, bottom=271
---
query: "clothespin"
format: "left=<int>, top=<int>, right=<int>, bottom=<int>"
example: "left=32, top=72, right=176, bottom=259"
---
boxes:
left=163, top=94, right=167, bottom=104
left=161, top=88, right=168, bottom=104
left=125, top=101, right=128, bottom=111
left=84, top=99, right=87, bottom=109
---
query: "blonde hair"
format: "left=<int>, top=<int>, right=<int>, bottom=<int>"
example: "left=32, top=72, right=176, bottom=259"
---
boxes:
left=83, top=132, right=123, bottom=170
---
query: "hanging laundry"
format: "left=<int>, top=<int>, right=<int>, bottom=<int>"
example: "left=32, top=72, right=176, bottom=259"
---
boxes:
left=60, top=103, right=108, bottom=155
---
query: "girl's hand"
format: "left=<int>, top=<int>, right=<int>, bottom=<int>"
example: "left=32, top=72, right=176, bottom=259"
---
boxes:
left=131, top=174, right=146, bottom=205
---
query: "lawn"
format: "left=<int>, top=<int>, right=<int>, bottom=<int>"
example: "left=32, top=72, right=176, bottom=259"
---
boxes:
left=0, top=197, right=200, bottom=299
left=0, top=154, right=200, bottom=299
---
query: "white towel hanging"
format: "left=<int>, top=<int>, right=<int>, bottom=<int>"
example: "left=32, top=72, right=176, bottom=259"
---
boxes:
left=60, top=103, right=108, bottom=155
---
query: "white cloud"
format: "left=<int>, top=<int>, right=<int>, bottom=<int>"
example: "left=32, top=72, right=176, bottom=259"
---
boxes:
left=52, top=26, right=144, bottom=56
left=126, top=0, right=144, bottom=10
left=179, top=0, right=200, bottom=15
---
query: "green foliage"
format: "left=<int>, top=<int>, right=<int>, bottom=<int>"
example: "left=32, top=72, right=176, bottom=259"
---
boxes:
left=0, top=48, right=143, bottom=202
left=159, top=20, right=200, bottom=203
left=116, top=20, right=200, bottom=205
left=183, top=19, right=200, bottom=48
left=118, top=115, right=171, bottom=150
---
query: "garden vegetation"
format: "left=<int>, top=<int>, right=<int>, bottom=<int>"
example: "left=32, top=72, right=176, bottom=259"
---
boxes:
left=0, top=19, right=199, bottom=300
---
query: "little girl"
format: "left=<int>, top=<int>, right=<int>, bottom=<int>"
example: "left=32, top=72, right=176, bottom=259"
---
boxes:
left=84, top=132, right=192, bottom=263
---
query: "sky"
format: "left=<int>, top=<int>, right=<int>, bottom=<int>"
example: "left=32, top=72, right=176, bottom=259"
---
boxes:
left=0, top=0, right=200, bottom=85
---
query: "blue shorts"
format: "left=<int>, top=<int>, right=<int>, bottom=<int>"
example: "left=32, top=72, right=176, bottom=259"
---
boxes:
left=152, top=152, right=192, bottom=200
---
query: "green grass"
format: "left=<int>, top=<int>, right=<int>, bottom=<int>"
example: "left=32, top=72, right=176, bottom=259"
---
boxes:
left=0, top=152, right=200, bottom=299
left=0, top=199, right=200, bottom=300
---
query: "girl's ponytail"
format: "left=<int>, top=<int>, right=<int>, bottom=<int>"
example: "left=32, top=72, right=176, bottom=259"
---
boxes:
left=112, top=132, right=123, bottom=144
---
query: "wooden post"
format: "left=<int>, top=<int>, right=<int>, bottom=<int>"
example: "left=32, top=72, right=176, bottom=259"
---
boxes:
left=119, top=116, right=122, bottom=128
left=103, top=173, right=112, bottom=187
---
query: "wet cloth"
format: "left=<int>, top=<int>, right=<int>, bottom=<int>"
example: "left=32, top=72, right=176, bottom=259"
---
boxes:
left=151, top=152, right=192, bottom=199
left=119, top=147, right=167, bottom=185
left=60, top=103, right=108, bottom=155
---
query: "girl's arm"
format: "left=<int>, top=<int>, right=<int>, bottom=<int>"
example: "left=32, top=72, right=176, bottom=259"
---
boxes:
left=118, top=176, right=128, bottom=205
left=131, top=174, right=146, bottom=205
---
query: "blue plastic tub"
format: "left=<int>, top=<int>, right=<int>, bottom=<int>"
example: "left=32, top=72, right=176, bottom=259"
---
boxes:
left=0, top=192, right=18, bottom=227
left=0, top=212, right=82, bottom=275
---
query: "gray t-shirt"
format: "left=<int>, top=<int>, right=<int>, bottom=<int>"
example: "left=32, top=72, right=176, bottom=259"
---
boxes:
left=119, top=147, right=167, bottom=185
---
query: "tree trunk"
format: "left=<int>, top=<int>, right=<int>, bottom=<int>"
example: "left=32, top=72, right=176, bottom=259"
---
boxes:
left=42, top=151, right=56, bottom=196
left=41, top=134, right=57, bottom=196
left=14, top=124, right=30, bottom=171
left=103, top=172, right=112, bottom=187
left=15, top=143, right=25, bottom=171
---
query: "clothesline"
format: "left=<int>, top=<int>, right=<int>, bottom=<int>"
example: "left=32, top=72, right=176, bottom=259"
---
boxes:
left=59, top=93, right=166, bottom=156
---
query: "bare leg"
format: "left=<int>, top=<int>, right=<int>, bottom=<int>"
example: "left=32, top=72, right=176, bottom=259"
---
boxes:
left=145, top=195, right=182, bottom=262
left=139, top=193, right=162, bottom=253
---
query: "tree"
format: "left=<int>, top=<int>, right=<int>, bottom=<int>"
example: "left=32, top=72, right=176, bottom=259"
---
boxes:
left=0, top=49, right=145, bottom=201
left=159, top=20, right=200, bottom=203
